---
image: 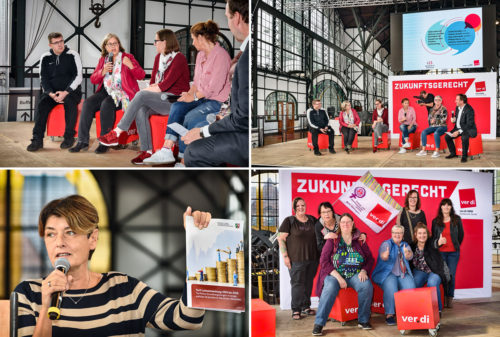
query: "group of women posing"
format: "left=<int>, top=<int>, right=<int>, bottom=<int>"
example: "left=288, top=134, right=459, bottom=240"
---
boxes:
left=68, top=20, right=231, bottom=166
left=278, top=192, right=464, bottom=335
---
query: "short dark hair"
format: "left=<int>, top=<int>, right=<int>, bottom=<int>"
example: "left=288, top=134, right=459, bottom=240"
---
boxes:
left=317, top=202, right=334, bottom=216
left=292, top=197, right=305, bottom=211
left=156, top=29, right=180, bottom=54
left=420, top=90, right=427, bottom=95
left=226, top=0, right=248, bottom=24
left=312, top=99, right=321, bottom=104
left=457, top=94, right=467, bottom=104
left=401, top=98, right=409, bottom=104
left=48, top=32, right=63, bottom=43
left=191, top=20, right=219, bottom=44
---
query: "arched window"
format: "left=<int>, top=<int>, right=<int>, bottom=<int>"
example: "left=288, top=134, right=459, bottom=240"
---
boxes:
left=264, top=91, right=297, bottom=122
left=312, top=79, right=346, bottom=118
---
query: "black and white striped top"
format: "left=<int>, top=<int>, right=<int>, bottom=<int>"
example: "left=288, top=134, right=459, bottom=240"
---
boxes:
left=14, top=272, right=205, bottom=337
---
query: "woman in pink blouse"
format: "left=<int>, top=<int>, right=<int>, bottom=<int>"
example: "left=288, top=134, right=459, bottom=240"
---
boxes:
left=398, top=98, right=417, bottom=154
left=145, top=20, right=231, bottom=167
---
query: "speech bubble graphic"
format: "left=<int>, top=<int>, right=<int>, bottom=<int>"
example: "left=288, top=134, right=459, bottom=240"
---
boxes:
left=444, top=21, right=475, bottom=55
left=465, top=13, right=481, bottom=32
left=425, top=21, right=448, bottom=52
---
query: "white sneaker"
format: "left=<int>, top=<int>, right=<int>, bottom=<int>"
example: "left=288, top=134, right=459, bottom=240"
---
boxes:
left=416, top=149, right=427, bottom=156
left=174, top=162, right=185, bottom=168
left=143, top=148, right=176, bottom=164
left=431, top=151, right=440, bottom=158
left=398, top=148, right=407, bottom=154
left=402, top=142, right=411, bottom=149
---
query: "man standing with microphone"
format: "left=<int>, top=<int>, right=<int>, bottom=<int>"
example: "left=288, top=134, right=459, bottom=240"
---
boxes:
left=444, top=94, right=477, bottom=163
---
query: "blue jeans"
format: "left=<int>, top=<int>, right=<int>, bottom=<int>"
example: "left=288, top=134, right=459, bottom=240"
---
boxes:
left=381, top=273, right=416, bottom=315
left=176, top=99, right=222, bottom=157
left=413, top=270, right=442, bottom=311
left=440, top=251, right=460, bottom=297
left=165, top=100, right=212, bottom=141
left=399, top=124, right=417, bottom=140
left=314, top=274, right=373, bottom=327
left=421, top=126, right=447, bottom=147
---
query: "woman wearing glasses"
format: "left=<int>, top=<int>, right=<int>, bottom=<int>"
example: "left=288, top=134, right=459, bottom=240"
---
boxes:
left=97, top=29, right=190, bottom=164
left=396, top=190, right=427, bottom=245
left=371, top=224, right=415, bottom=326
left=70, top=33, right=145, bottom=154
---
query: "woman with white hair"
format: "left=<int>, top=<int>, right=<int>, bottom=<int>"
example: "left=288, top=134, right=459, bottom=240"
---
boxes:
left=416, top=95, right=448, bottom=158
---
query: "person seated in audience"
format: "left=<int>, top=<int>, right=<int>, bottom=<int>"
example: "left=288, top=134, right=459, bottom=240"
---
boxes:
left=416, top=95, right=447, bottom=159
left=312, top=213, right=374, bottom=335
left=307, top=99, right=335, bottom=156
left=97, top=29, right=190, bottom=164
left=144, top=20, right=231, bottom=167
left=69, top=33, right=145, bottom=154
left=372, top=224, right=415, bottom=326
left=338, top=100, right=360, bottom=154
left=397, top=98, right=417, bottom=154
left=27, top=32, right=82, bottom=152
left=372, top=99, right=389, bottom=152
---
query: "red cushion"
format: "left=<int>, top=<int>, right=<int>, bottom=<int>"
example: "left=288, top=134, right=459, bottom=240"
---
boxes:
left=46, top=100, right=83, bottom=137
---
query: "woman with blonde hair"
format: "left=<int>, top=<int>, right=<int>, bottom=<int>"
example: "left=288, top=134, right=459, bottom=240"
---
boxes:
left=416, top=95, right=448, bottom=158
left=338, top=100, right=360, bottom=154
left=70, top=33, right=145, bottom=154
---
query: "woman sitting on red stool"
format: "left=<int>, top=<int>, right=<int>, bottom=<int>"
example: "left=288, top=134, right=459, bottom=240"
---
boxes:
left=69, top=33, right=145, bottom=154
left=372, top=99, right=389, bottom=152
left=338, top=101, right=360, bottom=154
left=397, top=98, right=417, bottom=154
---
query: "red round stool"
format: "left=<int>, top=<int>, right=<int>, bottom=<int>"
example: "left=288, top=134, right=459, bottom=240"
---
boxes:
left=46, top=100, right=83, bottom=138
left=95, top=109, right=139, bottom=145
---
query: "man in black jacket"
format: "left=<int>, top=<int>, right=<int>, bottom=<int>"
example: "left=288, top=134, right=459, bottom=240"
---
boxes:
left=307, top=99, right=335, bottom=156
left=27, top=32, right=83, bottom=152
left=182, top=0, right=248, bottom=167
left=445, top=94, right=478, bottom=163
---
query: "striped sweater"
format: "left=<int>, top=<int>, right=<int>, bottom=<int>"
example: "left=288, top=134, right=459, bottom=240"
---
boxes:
left=14, top=272, right=205, bottom=336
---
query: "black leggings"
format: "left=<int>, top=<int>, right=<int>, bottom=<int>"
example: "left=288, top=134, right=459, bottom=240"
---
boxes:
left=341, top=127, right=356, bottom=146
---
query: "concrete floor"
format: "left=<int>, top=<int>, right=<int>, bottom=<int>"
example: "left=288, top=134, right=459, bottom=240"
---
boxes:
left=252, top=136, right=500, bottom=167
left=273, top=290, right=500, bottom=337
left=0, top=121, right=175, bottom=167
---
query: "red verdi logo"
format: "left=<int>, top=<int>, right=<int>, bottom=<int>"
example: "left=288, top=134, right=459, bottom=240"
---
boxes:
left=475, top=81, right=486, bottom=92
left=367, top=204, right=392, bottom=227
left=459, top=188, right=477, bottom=208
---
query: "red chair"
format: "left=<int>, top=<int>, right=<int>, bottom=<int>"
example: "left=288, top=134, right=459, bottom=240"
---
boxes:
left=371, top=282, right=385, bottom=314
left=341, top=133, right=358, bottom=149
left=307, top=131, right=330, bottom=150
left=149, top=114, right=169, bottom=152
left=455, top=136, right=483, bottom=159
left=424, top=134, right=447, bottom=152
left=47, top=101, right=83, bottom=138
left=395, top=287, right=440, bottom=334
left=328, top=288, right=358, bottom=325
left=251, top=299, right=276, bottom=337
left=372, top=132, right=391, bottom=150
left=398, top=131, right=420, bottom=150
left=95, top=109, right=138, bottom=145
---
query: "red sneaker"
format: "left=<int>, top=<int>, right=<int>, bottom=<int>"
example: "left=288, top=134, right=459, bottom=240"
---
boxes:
left=131, top=151, right=152, bottom=165
left=98, top=131, right=119, bottom=146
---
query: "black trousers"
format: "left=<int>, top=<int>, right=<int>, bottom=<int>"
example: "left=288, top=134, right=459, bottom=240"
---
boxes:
left=445, top=127, right=473, bottom=157
left=289, top=259, right=318, bottom=313
left=77, top=89, right=120, bottom=144
left=341, top=127, right=356, bottom=146
left=310, top=127, right=334, bottom=151
left=184, top=131, right=248, bottom=167
left=32, top=88, right=82, bottom=140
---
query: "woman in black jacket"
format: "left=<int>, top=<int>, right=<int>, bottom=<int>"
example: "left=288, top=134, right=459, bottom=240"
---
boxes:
left=410, top=222, right=451, bottom=315
left=431, top=198, right=464, bottom=308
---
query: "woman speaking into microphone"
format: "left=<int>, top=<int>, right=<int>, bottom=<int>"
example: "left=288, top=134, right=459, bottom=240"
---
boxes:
left=14, top=195, right=210, bottom=336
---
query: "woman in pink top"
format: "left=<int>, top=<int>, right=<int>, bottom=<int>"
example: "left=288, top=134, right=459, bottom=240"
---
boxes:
left=398, top=97, right=417, bottom=154
left=147, top=20, right=231, bottom=167
left=338, top=101, right=360, bottom=154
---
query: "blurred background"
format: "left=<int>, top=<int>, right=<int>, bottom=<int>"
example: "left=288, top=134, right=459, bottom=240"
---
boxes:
left=0, top=169, right=248, bottom=337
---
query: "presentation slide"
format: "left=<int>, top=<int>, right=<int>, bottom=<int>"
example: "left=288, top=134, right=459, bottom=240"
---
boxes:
left=403, top=7, right=483, bottom=71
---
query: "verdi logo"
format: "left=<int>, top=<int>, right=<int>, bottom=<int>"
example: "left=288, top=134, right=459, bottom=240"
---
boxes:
left=459, top=188, right=476, bottom=208
left=367, top=204, right=392, bottom=227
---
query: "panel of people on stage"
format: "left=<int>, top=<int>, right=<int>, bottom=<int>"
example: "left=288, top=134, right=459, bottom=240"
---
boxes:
left=277, top=193, right=464, bottom=335
left=26, top=0, right=249, bottom=167
left=307, top=92, right=477, bottom=163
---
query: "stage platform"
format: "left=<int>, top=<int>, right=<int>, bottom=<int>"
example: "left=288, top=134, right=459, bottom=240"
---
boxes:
left=0, top=121, right=175, bottom=167
left=252, top=136, right=500, bottom=167
left=273, top=289, right=500, bottom=337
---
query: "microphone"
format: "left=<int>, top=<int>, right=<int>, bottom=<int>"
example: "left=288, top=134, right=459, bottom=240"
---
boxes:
left=106, top=52, right=113, bottom=74
left=48, top=257, right=71, bottom=320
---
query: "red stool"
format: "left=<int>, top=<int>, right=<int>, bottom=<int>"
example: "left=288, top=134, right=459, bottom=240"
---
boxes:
left=371, top=282, right=385, bottom=314
left=307, top=131, right=330, bottom=150
left=149, top=114, right=169, bottom=152
left=328, top=288, right=358, bottom=325
left=251, top=299, right=276, bottom=337
left=341, top=133, right=358, bottom=149
left=47, top=101, right=83, bottom=138
left=455, top=136, right=483, bottom=159
left=372, top=131, right=391, bottom=150
left=424, top=134, right=447, bottom=152
left=395, top=287, right=440, bottom=334
left=398, top=132, right=420, bottom=150
left=95, top=109, right=139, bottom=145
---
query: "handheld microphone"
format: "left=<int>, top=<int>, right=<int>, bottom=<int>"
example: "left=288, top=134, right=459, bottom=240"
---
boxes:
left=106, top=52, right=113, bottom=74
left=48, top=257, right=71, bottom=320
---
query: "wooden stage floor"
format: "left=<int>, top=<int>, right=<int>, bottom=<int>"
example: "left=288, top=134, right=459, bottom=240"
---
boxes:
left=252, top=136, right=500, bottom=167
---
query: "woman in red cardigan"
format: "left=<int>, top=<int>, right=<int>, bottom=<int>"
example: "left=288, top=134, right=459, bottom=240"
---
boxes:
left=372, top=99, right=389, bottom=152
left=69, top=33, right=145, bottom=154
left=338, top=100, right=360, bottom=154
left=97, top=29, right=190, bottom=164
